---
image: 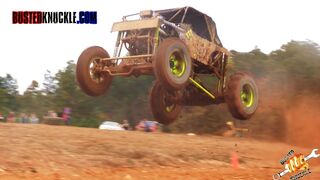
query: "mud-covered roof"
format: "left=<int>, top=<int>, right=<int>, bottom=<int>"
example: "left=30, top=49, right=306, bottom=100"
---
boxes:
left=155, top=7, right=222, bottom=46
left=155, top=6, right=210, bottom=20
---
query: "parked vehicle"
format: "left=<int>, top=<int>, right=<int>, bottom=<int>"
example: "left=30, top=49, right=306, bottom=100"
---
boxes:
left=99, top=121, right=125, bottom=131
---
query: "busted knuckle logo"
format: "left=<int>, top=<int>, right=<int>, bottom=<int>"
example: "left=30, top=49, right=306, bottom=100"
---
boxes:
left=12, top=11, right=97, bottom=24
left=273, top=149, right=319, bottom=180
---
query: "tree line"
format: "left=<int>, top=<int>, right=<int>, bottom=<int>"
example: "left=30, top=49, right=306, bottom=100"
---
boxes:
left=0, top=40, right=319, bottom=139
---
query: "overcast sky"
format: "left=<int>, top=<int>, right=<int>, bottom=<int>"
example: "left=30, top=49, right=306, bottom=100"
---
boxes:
left=0, top=0, right=319, bottom=92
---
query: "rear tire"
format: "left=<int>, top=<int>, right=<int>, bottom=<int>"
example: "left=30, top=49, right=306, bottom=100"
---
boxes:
left=150, top=81, right=182, bottom=125
left=225, top=72, right=258, bottom=120
left=76, top=46, right=112, bottom=96
left=154, top=38, right=192, bottom=91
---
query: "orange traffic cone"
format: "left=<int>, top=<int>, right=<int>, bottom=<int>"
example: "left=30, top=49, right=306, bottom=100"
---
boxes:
left=231, top=151, right=239, bottom=169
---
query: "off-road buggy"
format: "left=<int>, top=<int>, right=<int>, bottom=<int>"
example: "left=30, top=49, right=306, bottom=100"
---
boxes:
left=76, top=7, right=259, bottom=124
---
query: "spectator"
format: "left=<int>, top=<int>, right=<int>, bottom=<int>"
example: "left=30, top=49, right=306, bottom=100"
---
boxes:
left=222, top=121, right=248, bottom=137
left=135, top=118, right=157, bottom=132
left=62, top=107, right=71, bottom=125
left=0, top=112, right=4, bottom=122
left=222, top=121, right=236, bottom=137
left=144, top=119, right=153, bottom=132
left=121, top=119, right=130, bottom=130
left=7, top=112, right=16, bottom=123
left=29, top=113, right=39, bottom=124
left=135, top=119, right=145, bottom=131
left=20, top=113, right=29, bottom=123
left=47, top=110, right=57, bottom=118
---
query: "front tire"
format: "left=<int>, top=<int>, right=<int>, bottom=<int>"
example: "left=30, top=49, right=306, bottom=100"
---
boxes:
left=225, top=72, right=259, bottom=120
left=154, top=38, right=192, bottom=91
left=150, top=81, right=182, bottom=125
left=76, top=46, right=112, bottom=96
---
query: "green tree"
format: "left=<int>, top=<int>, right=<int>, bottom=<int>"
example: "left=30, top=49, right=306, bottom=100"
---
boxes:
left=0, top=74, right=19, bottom=113
left=43, top=70, right=57, bottom=95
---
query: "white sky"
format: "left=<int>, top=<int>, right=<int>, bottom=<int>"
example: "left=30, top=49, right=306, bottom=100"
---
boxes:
left=0, top=0, right=319, bottom=92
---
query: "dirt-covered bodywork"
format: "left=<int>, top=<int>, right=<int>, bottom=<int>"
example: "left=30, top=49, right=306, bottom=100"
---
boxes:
left=155, top=7, right=228, bottom=63
left=76, top=7, right=259, bottom=124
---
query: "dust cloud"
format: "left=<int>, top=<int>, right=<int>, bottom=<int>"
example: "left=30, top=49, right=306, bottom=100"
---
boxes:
left=284, top=96, right=320, bottom=148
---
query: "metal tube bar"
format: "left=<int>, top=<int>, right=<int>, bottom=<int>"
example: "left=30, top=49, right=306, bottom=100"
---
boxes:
left=122, top=13, right=140, bottom=20
left=105, top=64, right=153, bottom=76
left=121, top=35, right=151, bottom=41
left=168, top=8, right=183, bottom=21
left=153, top=28, right=160, bottom=53
left=113, top=32, right=122, bottom=57
left=181, top=7, right=189, bottom=23
left=189, top=77, right=216, bottom=100
left=147, top=31, right=151, bottom=54
left=102, top=54, right=153, bottom=61
left=162, top=20, right=186, bottom=33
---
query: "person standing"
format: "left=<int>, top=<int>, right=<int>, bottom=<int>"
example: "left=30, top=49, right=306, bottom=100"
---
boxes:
left=29, top=113, right=39, bottom=124
left=7, top=112, right=16, bottom=123
left=20, top=113, right=29, bottom=123
left=121, top=119, right=130, bottom=130
left=62, top=107, right=71, bottom=125
left=0, top=112, right=4, bottom=122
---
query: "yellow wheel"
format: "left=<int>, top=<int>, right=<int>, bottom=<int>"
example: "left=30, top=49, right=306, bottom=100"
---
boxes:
left=225, top=72, right=258, bottom=120
left=154, top=38, right=192, bottom=91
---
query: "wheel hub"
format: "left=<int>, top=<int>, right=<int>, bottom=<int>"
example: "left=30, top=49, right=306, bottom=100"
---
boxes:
left=163, top=91, right=177, bottom=112
left=241, top=84, right=254, bottom=108
left=89, top=58, right=104, bottom=83
left=169, top=51, right=186, bottom=77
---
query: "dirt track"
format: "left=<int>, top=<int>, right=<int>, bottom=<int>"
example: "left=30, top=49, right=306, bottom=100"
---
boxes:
left=0, top=123, right=319, bottom=180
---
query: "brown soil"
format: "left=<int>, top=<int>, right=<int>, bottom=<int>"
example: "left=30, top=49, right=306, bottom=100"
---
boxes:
left=0, top=123, right=319, bottom=180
